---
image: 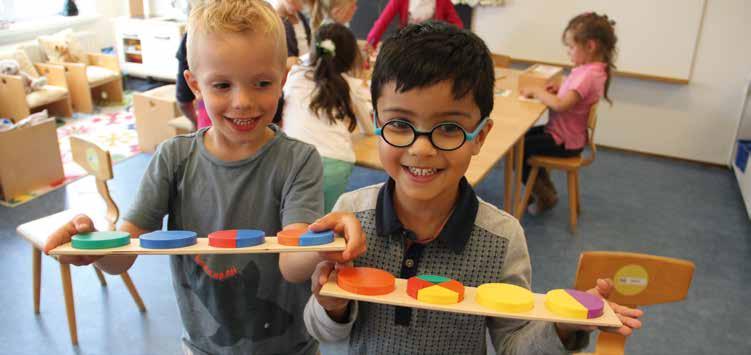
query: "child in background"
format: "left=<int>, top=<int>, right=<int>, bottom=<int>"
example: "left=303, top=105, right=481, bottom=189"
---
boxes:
left=276, top=0, right=312, bottom=66
left=304, top=21, right=641, bottom=354
left=44, top=1, right=365, bottom=353
left=520, top=12, right=617, bottom=215
left=282, top=23, right=374, bottom=213
left=364, top=0, right=463, bottom=55
left=310, top=0, right=358, bottom=34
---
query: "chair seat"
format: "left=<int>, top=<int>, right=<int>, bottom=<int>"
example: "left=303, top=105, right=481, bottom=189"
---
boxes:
left=528, top=154, right=585, bottom=171
left=17, top=209, right=111, bottom=250
left=26, top=85, right=68, bottom=108
left=86, top=66, right=118, bottom=87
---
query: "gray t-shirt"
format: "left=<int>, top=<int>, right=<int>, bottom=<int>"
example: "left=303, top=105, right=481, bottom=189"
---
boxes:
left=125, top=126, right=323, bottom=355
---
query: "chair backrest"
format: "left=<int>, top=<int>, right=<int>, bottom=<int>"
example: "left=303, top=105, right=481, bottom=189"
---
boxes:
left=491, top=53, right=512, bottom=68
left=574, top=251, right=694, bottom=355
left=69, top=136, right=119, bottom=230
left=581, top=103, right=599, bottom=166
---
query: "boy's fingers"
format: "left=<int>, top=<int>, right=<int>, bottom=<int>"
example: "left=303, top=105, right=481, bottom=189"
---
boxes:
left=44, top=214, right=94, bottom=254
left=309, top=213, right=343, bottom=232
left=340, top=215, right=365, bottom=261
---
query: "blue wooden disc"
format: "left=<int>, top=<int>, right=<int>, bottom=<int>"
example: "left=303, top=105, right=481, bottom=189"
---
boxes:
left=140, top=230, right=198, bottom=249
left=299, top=230, right=334, bottom=246
left=235, top=229, right=265, bottom=248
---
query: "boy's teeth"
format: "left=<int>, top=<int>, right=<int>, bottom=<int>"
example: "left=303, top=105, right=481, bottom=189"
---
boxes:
left=408, top=167, right=437, bottom=176
left=230, top=118, right=255, bottom=126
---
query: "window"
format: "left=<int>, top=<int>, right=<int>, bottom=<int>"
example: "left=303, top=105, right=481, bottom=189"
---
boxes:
left=0, top=0, right=65, bottom=22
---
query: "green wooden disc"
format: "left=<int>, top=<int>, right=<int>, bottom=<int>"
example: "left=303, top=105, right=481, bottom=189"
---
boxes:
left=72, top=231, right=131, bottom=249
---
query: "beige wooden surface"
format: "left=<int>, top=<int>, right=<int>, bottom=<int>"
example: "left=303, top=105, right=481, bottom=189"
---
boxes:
left=50, top=237, right=346, bottom=256
left=353, top=68, right=547, bottom=187
left=320, top=277, right=622, bottom=327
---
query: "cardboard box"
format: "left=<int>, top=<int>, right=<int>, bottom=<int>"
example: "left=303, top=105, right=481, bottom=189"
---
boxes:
left=518, top=64, right=564, bottom=93
left=0, top=118, right=64, bottom=202
left=133, top=84, right=180, bottom=152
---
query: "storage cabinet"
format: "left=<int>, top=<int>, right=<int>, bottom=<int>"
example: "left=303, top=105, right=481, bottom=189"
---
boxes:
left=733, top=77, right=751, bottom=220
left=114, top=17, right=185, bottom=81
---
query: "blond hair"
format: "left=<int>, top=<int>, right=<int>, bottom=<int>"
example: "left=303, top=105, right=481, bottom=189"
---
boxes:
left=186, top=0, right=286, bottom=69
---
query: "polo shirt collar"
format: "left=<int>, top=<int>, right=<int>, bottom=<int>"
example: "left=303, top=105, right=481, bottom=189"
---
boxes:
left=375, top=177, right=478, bottom=253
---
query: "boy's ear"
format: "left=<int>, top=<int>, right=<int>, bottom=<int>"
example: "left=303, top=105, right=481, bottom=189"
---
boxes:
left=471, top=119, right=493, bottom=156
left=184, top=69, right=202, bottom=100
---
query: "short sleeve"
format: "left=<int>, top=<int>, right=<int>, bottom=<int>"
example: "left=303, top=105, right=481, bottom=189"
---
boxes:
left=123, top=141, right=176, bottom=230
left=565, top=70, right=594, bottom=101
left=280, top=146, right=324, bottom=226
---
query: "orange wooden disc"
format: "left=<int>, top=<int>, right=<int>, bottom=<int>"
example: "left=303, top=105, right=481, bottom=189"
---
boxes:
left=337, top=267, right=395, bottom=296
left=276, top=227, right=307, bottom=246
left=438, top=280, right=465, bottom=302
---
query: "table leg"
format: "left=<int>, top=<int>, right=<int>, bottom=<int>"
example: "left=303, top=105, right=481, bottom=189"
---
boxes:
left=503, top=150, right=514, bottom=212
left=512, top=138, right=525, bottom=214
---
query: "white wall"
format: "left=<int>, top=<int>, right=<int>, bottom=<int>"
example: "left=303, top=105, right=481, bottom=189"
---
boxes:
left=475, top=0, right=751, bottom=165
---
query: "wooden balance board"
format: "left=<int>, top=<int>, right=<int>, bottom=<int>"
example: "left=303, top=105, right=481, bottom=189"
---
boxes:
left=321, top=268, right=622, bottom=327
left=50, top=229, right=345, bottom=256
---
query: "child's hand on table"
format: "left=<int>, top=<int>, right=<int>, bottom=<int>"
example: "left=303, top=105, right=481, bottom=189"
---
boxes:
left=555, top=278, right=644, bottom=339
left=43, top=214, right=102, bottom=266
left=309, top=212, right=367, bottom=263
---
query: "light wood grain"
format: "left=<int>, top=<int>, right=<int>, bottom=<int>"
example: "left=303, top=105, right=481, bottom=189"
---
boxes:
left=50, top=237, right=346, bottom=256
left=321, top=278, right=622, bottom=327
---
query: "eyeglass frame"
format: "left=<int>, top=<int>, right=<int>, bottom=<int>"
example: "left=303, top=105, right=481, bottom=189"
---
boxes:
left=373, top=113, right=490, bottom=151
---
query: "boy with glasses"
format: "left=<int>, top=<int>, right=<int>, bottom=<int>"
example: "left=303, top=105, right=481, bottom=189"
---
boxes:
left=303, top=21, right=643, bottom=353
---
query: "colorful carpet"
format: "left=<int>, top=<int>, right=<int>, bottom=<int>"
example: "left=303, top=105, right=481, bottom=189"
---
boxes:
left=1, top=96, right=141, bottom=207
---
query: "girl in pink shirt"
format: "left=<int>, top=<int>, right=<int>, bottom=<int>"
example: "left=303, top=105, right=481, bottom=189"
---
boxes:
left=519, top=12, right=617, bottom=214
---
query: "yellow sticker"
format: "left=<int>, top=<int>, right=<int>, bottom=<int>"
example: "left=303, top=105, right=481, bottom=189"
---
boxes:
left=614, top=264, right=649, bottom=296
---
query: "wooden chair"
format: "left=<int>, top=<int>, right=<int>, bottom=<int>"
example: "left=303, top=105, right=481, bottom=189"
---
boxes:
left=491, top=53, right=512, bottom=68
left=574, top=251, right=694, bottom=355
left=16, top=136, right=146, bottom=345
left=58, top=52, right=124, bottom=113
left=0, top=50, right=73, bottom=121
left=515, top=103, right=599, bottom=233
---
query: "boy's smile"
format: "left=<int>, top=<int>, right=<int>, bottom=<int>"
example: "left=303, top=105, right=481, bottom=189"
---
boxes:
left=376, top=81, right=492, bottom=207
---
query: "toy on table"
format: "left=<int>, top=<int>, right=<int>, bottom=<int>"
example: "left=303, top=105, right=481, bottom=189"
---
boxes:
left=544, top=289, right=604, bottom=319
left=336, top=267, right=395, bottom=296
left=407, top=275, right=465, bottom=305
left=518, top=64, right=563, bottom=95
left=72, top=231, right=130, bottom=249
left=208, top=229, right=265, bottom=248
left=476, top=283, right=535, bottom=313
left=140, top=230, right=198, bottom=249
left=277, top=228, right=335, bottom=246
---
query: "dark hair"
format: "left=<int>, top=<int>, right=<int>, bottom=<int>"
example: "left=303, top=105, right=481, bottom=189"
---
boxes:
left=564, top=12, right=618, bottom=104
left=308, top=23, right=359, bottom=131
left=370, top=20, right=494, bottom=120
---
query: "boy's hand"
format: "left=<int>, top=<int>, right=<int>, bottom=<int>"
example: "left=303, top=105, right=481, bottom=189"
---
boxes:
left=43, top=214, right=102, bottom=266
left=311, top=261, right=351, bottom=322
left=309, top=212, right=366, bottom=263
left=555, top=278, right=644, bottom=339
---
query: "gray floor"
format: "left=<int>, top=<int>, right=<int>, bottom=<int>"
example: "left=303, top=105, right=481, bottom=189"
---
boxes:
left=1, top=146, right=749, bottom=354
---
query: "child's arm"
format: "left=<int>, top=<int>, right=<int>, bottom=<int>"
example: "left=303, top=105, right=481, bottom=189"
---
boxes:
left=366, top=0, right=400, bottom=49
left=349, top=79, right=375, bottom=135
left=521, top=86, right=581, bottom=113
left=278, top=212, right=367, bottom=283
left=43, top=216, right=148, bottom=275
left=303, top=260, right=357, bottom=342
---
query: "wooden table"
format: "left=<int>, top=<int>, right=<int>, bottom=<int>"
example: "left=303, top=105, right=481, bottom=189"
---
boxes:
left=353, top=68, right=547, bottom=213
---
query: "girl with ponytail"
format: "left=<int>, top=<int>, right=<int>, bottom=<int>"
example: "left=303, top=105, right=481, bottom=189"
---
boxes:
left=519, top=12, right=618, bottom=215
left=282, top=23, right=374, bottom=212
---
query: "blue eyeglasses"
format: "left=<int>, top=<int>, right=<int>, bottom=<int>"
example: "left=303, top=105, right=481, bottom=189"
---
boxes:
left=373, top=114, right=490, bottom=151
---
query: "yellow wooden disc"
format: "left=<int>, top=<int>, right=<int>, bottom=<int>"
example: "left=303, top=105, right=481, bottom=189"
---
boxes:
left=417, top=284, right=460, bottom=305
left=544, top=289, right=588, bottom=319
left=476, top=283, right=534, bottom=313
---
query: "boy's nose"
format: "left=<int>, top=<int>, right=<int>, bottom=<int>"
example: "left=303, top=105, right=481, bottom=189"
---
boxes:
left=231, top=88, right=254, bottom=110
left=407, top=135, right=437, bottom=156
